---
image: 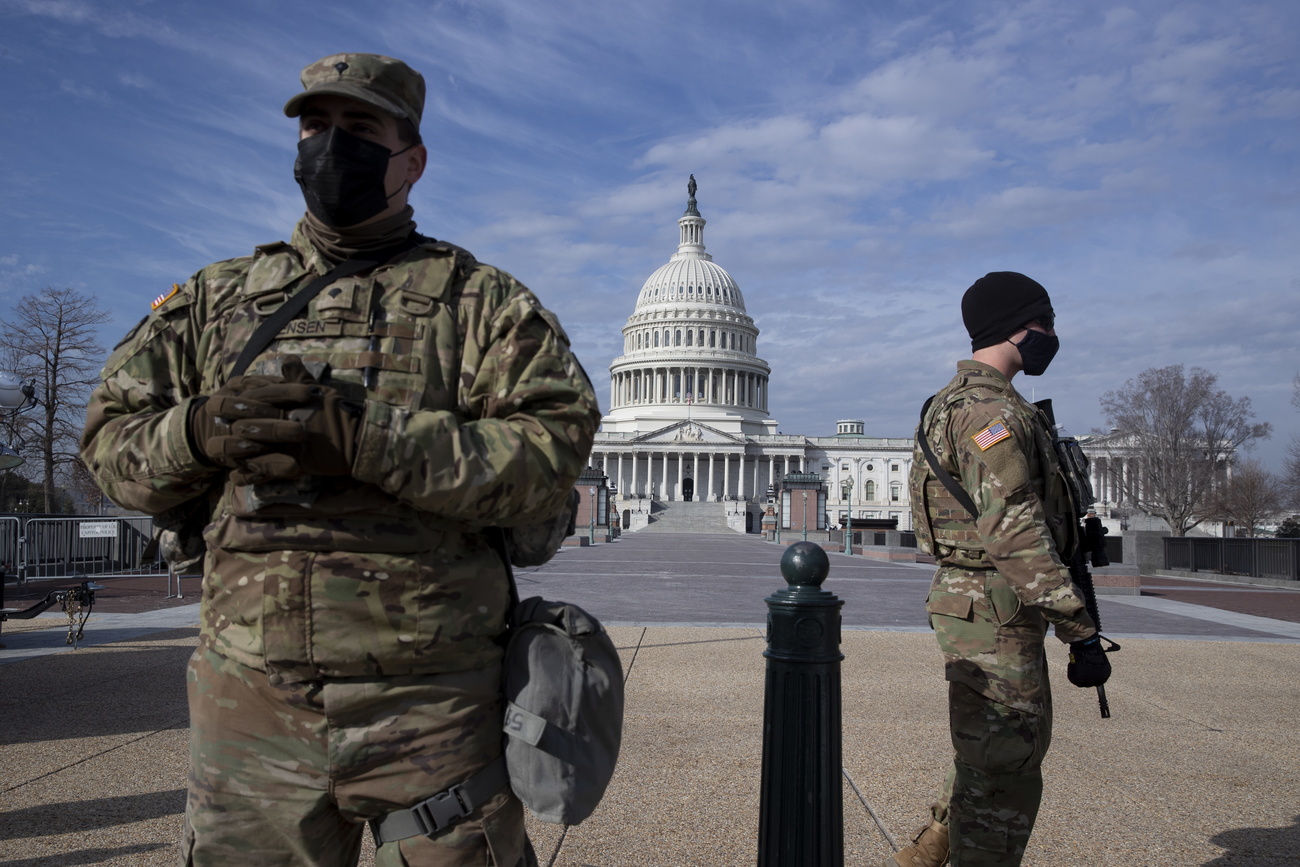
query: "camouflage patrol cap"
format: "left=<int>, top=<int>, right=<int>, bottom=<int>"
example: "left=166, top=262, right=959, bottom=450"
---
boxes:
left=283, top=53, right=425, bottom=127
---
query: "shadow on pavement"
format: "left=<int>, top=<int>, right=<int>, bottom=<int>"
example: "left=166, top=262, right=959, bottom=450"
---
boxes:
left=0, top=843, right=172, bottom=866
left=1204, top=815, right=1300, bottom=865
left=0, top=789, right=186, bottom=841
left=0, top=637, right=195, bottom=746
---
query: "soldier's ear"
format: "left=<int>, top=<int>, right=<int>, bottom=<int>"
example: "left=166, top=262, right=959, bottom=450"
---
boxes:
left=404, top=145, right=427, bottom=186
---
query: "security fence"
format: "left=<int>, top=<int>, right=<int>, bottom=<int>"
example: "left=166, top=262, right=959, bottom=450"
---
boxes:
left=828, top=529, right=918, bottom=548
left=1164, top=536, right=1300, bottom=581
left=0, top=515, right=162, bottom=582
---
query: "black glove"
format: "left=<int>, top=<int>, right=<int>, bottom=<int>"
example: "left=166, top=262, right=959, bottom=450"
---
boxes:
left=1067, top=635, right=1112, bottom=688
left=188, top=374, right=308, bottom=468
left=222, top=356, right=362, bottom=485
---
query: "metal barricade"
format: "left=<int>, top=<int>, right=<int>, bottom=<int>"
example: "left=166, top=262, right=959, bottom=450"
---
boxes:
left=19, top=516, right=161, bottom=581
left=1222, top=538, right=1256, bottom=576
left=0, top=516, right=20, bottom=580
left=1164, top=536, right=1300, bottom=581
left=1257, top=539, right=1300, bottom=580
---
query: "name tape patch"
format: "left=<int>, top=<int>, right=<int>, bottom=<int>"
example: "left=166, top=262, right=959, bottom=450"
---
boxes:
left=972, top=421, right=1011, bottom=451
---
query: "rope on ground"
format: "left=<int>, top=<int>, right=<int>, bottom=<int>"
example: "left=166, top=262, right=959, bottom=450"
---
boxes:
left=842, top=767, right=898, bottom=851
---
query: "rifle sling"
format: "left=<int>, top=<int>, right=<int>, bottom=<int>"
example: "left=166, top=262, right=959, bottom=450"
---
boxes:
left=917, top=395, right=980, bottom=518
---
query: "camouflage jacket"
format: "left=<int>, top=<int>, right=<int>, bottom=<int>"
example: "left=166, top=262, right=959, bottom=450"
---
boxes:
left=81, top=223, right=600, bottom=682
left=909, top=361, right=1094, bottom=644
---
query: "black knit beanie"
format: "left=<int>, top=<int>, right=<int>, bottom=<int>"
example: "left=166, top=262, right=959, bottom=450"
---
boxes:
left=962, top=271, right=1054, bottom=351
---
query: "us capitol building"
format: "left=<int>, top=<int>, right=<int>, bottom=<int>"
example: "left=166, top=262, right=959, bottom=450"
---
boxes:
left=587, top=179, right=917, bottom=534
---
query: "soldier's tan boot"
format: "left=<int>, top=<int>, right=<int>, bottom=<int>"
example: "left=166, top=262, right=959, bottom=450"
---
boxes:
left=881, top=820, right=949, bottom=867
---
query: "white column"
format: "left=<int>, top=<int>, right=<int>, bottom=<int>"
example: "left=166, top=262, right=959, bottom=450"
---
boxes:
left=723, top=453, right=730, bottom=499
left=676, top=450, right=684, bottom=501
left=661, top=452, right=670, bottom=500
left=752, top=456, right=760, bottom=501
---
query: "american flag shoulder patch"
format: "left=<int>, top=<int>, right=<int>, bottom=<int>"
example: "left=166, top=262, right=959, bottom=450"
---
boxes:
left=972, top=421, right=1011, bottom=451
left=151, top=284, right=181, bottom=311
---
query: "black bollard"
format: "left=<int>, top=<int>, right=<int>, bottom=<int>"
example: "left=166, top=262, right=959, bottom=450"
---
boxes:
left=757, top=541, right=844, bottom=867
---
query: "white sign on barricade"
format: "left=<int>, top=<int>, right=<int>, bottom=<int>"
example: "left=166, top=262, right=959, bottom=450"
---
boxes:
left=78, top=521, right=118, bottom=539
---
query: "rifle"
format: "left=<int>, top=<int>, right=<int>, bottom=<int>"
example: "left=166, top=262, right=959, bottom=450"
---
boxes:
left=1066, top=547, right=1120, bottom=717
left=1036, top=399, right=1121, bottom=719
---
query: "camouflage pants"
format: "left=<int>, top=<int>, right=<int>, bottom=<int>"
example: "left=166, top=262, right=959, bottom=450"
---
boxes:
left=927, top=568, right=1053, bottom=866
left=181, top=643, right=528, bottom=866
left=930, top=683, right=1052, bottom=867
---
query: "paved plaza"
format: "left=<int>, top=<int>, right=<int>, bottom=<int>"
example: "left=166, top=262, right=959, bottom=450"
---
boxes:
left=2, top=532, right=1299, bottom=865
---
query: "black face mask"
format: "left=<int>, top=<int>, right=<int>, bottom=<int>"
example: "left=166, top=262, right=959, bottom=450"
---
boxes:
left=294, top=126, right=411, bottom=227
left=1013, top=329, right=1060, bottom=376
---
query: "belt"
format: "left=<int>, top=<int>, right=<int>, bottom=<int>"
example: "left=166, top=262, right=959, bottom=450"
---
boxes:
left=369, top=755, right=511, bottom=844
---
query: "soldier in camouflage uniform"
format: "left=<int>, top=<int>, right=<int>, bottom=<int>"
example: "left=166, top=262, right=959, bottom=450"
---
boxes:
left=81, top=53, right=599, bottom=866
left=891, top=272, right=1111, bottom=867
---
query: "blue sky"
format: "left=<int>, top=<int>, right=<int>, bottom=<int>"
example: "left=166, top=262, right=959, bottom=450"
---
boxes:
left=2, top=0, right=1297, bottom=471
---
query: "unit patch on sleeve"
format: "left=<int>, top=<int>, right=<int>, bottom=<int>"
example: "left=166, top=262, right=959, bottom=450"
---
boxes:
left=971, top=421, right=1011, bottom=451
left=151, top=284, right=181, bottom=311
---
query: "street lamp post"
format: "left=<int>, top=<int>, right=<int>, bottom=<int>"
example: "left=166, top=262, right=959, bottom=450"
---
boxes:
left=802, top=490, right=808, bottom=542
left=589, top=486, right=597, bottom=543
left=841, top=478, right=853, bottom=557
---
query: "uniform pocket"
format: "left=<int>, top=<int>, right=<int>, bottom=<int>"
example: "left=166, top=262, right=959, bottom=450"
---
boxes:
left=929, top=589, right=995, bottom=658
left=926, top=590, right=974, bottom=620
left=986, top=575, right=1032, bottom=628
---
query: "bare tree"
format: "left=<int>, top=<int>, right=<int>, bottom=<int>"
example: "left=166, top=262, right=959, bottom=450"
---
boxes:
left=1208, top=459, right=1287, bottom=536
left=1099, top=365, right=1272, bottom=536
left=0, top=288, right=109, bottom=512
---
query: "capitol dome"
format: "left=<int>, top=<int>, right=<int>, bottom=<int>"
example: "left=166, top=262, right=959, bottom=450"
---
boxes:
left=602, top=177, right=775, bottom=436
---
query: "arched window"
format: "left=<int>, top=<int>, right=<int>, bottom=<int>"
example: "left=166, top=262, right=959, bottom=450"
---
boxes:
left=698, top=329, right=704, bottom=346
left=675, top=330, right=681, bottom=346
left=865, top=480, right=876, bottom=500
left=730, top=333, right=736, bottom=350
left=686, top=330, right=693, bottom=346
left=654, top=332, right=659, bottom=347
left=709, top=330, right=716, bottom=347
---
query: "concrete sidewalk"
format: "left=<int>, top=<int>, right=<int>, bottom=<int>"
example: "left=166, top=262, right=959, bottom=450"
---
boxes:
left=2, top=614, right=1299, bottom=865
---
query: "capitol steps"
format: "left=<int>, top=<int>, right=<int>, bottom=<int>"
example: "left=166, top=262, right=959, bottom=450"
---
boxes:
left=637, top=499, right=735, bottom=534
